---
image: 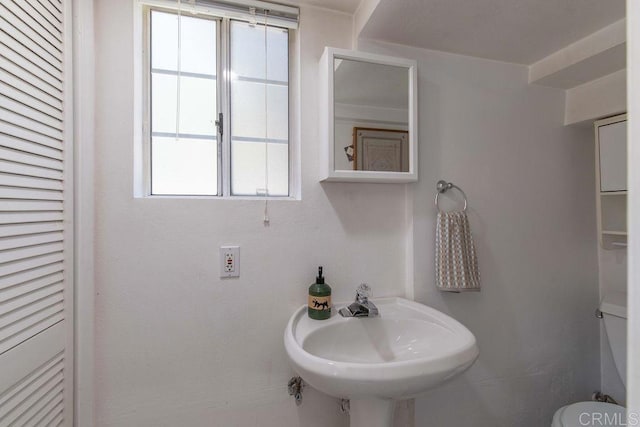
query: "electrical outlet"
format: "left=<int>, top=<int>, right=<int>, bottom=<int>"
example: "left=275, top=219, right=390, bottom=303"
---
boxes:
left=220, top=246, right=240, bottom=278
left=224, top=253, right=234, bottom=272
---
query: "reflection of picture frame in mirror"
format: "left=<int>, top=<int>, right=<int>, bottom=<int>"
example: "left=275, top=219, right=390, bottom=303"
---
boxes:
left=353, top=127, right=409, bottom=172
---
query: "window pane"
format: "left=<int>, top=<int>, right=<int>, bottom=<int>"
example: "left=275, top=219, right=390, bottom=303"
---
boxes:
left=152, top=137, right=218, bottom=195
left=151, top=74, right=216, bottom=136
left=179, top=76, right=217, bottom=135
left=231, top=141, right=288, bottom=196
left=230, top=21, right=288, bottom=82
left=230, top=81, right=263, bottom=138
left=151, top=10, right=217, bottom=76
left=264, top=85, right=288, bottom=140
left=180, top=16, right=217, bottom=75
left=151, top=73, right=177, bottom=134
left=230, top=81, right=288, bottom=140
left=151, top=11, right=178, bottom=70
left=265, top=143, right=289, bottom=196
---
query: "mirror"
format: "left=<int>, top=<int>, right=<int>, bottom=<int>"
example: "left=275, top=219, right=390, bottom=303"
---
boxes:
left=334, top=59, right=409, bottom=172
left=319, top=48, right=418, bottom=183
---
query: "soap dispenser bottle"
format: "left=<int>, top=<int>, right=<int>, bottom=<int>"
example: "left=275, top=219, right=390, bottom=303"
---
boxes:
left=308, top=266, right=331, bottom=320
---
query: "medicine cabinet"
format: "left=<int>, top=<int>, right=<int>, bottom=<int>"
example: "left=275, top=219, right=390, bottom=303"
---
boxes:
left=595, top=114, right=627, bottom=249
left=318, top=47, right=418, bottom=183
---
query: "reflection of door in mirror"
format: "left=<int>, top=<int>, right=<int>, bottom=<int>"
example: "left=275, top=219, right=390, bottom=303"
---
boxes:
left=333, top=58, right=409, bottom=171
left=353, top=128, right=409, bottom=172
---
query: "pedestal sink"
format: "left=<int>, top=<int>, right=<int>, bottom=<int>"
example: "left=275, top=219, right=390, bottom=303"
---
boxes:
left=284, top=297, right=478, bottom=427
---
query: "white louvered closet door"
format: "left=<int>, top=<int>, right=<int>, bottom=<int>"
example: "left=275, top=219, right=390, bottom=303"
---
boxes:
left=0, top=0, right=74, bottom=425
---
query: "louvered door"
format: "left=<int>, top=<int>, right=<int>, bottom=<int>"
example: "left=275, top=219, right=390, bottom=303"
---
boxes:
left=0, top=0, right=73, bottom=425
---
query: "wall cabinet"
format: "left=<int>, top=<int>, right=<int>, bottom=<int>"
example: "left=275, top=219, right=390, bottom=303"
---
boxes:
left=595, top=114, right=627, bottom=249
left=319, top=47, right=418, bottom=183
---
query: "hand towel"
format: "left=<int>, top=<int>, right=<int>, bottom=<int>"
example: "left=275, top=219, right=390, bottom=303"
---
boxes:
left=435, top=210, right=480, bottom=292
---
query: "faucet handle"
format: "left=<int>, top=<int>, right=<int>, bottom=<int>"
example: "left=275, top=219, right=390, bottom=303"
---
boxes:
left=356, top=283, right=371, bottom=303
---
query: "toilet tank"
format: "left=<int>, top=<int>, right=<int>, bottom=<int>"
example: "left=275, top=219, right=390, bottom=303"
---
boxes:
left=600, top=292, right=627, bottom=388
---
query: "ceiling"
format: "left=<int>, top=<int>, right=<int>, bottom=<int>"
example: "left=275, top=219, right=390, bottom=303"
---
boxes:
left=334, top=58, right=409, bottom=108
left=358, top=0, right=626, bottom=65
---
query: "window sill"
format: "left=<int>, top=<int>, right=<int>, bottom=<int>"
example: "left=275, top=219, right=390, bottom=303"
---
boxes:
left=135, top=194, right=300, bottom=201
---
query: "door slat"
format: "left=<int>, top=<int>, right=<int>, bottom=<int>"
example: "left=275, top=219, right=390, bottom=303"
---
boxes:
left=0, top=272, right=63, bottom=300
left=0, top=139, right=64, bottom=164
left=0, top=263, right=64, bottom=291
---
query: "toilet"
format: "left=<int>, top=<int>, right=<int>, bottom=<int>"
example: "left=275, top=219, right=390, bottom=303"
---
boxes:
left=552, top=292, right=627, bottom=426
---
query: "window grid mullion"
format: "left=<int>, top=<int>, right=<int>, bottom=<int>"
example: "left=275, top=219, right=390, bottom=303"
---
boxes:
left=220, top=18, right=231, bottom=198
left=143, top=7, right=152, bottom=196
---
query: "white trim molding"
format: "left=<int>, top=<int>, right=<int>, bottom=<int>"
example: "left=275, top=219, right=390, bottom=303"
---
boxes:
left=627, top=0, right=640, bottom=416
left=73, top=0, right=96, bottom=424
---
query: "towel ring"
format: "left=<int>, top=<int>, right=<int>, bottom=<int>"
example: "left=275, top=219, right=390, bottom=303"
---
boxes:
left=435, top=180, right=468, bottom=212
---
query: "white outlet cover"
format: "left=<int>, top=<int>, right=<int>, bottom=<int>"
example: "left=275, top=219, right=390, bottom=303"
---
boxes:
left=220, top=246, right=240, bottom=278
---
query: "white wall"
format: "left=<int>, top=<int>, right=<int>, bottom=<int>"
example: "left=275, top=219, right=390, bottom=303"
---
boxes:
left=360, top=39, right=601, bottom=426
left=94, top=3, right=411, bottom=426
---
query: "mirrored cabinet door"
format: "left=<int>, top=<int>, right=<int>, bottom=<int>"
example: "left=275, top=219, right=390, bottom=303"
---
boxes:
left=319, top=47, right=418, bottom=183
left=599, top=120, right=627, bottom=192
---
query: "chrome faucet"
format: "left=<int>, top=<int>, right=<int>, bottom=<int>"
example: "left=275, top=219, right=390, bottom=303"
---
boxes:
left=339, top=284, right=379, bottom=318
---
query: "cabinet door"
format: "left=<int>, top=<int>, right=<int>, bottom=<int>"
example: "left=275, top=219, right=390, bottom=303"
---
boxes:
left=599, top=120, right=627, bottom=192
left=0, top=0, right=74, bottom=425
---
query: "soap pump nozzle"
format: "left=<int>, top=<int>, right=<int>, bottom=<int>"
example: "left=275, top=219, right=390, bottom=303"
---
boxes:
left=316, top=266, right=324, bottom=284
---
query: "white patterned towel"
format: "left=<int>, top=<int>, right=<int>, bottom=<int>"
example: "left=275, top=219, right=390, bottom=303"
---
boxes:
left=435, top=210, right=480, bottom=292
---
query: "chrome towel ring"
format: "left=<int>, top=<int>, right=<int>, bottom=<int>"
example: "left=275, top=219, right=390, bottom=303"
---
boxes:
left=435, top=180, right=468, bottom=212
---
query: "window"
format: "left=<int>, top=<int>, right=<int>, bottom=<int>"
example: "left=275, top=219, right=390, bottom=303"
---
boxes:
left=146, top=5, right=291, bottom=197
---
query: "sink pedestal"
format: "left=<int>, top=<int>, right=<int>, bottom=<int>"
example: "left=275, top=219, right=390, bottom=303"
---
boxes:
left=350, top=398, right=394, bottom=427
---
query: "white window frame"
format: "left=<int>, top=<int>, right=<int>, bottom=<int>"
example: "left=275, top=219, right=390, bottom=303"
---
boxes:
left=139, top=4, right=298, bottom=200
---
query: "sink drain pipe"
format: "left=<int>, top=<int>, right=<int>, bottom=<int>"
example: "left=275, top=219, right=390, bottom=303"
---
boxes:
left=592, top=391, right=619, bottom=405
left=287, top=376, right=304, bottom=406
left=287, top=376, right=351, bottom=415
left=339, top=398, right=350, bottom=414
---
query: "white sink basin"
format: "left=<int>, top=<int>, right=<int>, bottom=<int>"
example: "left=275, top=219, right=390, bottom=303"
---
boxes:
left=284, top=297, right=478, bottom=427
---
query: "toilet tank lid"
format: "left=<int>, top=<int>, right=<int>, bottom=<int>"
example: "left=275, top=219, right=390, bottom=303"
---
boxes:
left=600, top=291, right=627, bottom=319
